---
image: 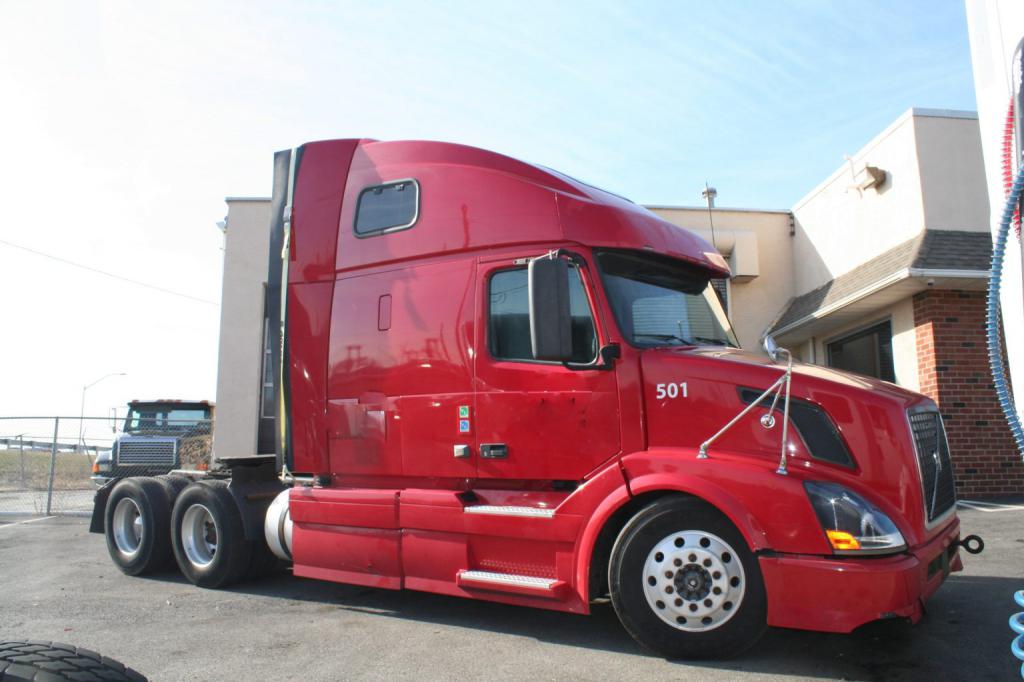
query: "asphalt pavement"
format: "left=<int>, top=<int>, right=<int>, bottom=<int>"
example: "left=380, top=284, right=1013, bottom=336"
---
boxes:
left=0, top=504, right=1022, bottom=681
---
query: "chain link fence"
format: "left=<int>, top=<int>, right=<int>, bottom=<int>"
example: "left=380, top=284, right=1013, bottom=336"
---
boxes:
left=0, top=415, right=213, bottom=517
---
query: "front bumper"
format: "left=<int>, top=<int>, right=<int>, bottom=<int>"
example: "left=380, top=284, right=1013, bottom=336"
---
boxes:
left=760, top=516, right=962, bottom=633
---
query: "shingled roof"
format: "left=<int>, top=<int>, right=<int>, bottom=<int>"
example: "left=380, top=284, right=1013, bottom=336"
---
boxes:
left=769, top=230, right=991, bottom=334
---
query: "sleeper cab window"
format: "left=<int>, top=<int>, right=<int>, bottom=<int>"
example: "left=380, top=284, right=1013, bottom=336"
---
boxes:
left=354, top=179, right=419, bottom=236
left=488, top=266, right=598, bottom=364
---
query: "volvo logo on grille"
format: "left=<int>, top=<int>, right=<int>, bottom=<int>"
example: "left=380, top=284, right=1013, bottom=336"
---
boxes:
left=929, top=449, right=941, bottom=517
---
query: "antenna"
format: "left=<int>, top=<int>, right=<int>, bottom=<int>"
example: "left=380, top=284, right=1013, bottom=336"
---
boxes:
left=701, top=182, right=718, bottom=250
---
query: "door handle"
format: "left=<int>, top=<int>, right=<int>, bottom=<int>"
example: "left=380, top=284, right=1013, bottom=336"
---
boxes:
left=480, top=443, right=508, bottom=459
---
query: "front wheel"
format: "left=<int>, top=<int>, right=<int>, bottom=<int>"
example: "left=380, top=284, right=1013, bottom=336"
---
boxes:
left=609, top=496, right=767, bottom=659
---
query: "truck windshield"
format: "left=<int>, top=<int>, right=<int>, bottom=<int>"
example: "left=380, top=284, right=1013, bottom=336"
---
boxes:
left=596, top=250, right=739, bottom=348
left=124, top=406, right=211, bottom=434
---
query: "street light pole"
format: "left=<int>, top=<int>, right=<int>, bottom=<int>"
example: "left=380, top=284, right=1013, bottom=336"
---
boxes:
left=78, top=373, right=127, bottom=453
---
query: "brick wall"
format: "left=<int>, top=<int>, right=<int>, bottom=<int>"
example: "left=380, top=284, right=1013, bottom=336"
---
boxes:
left=913, top=289, right=1024, bottom=497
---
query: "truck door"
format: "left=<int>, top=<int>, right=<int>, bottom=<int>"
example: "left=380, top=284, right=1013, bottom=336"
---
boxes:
left=473, top=253, right=620, bottom=481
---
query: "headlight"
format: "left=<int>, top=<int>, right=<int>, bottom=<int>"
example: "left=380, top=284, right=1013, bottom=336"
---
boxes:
left=804, top=481, right=906, bottom=555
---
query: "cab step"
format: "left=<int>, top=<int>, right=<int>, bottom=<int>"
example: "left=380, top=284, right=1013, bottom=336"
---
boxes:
left=462, top=505, right=555, bottom=518
left=457, top=570, right=566, bottom=599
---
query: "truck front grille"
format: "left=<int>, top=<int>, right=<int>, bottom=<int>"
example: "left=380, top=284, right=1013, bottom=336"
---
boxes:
left=908, top=409, right=957, bottom=524
left=117, top=438, right=177, bottom=468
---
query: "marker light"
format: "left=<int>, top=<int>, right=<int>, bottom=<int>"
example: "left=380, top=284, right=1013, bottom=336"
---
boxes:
left=825, top=530, right=861, bottom=551
left=805, top=481, right=906, bottom=555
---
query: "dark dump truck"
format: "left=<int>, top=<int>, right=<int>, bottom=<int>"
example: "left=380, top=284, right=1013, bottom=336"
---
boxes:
left=92, top=400, right=213, bottom=485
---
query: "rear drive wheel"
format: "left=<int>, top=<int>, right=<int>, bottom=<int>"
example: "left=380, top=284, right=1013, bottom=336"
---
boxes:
left=609, top=496, right=767, bottom=659
left=104, top=478, right=172, bottom=575
left=171, top=480, right=250, bottom=588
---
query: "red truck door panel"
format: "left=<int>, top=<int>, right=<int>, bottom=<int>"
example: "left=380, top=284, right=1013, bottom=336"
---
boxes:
left=473, top=255, right=621, bottom=480
left=326, top=257, right=477, bottom=481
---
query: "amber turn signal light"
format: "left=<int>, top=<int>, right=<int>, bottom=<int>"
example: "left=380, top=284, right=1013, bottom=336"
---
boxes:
left=826, top=530, right=862, bottom=551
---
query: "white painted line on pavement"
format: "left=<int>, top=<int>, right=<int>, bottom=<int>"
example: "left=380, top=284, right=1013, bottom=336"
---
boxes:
left=958, top=500, right=1024, bottom=512
left=0, top=515, right=56, bottom=529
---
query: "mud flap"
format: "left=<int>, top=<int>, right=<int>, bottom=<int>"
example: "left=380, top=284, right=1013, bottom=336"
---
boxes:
left=89, top=480, right=117, bottom=534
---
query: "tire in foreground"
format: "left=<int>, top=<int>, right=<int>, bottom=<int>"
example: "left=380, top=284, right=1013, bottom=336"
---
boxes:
left=0, top=640, right=146, bottom=681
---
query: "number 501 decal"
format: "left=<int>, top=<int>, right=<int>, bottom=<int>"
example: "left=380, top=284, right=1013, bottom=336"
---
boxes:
left=655, top=382, right=688, bottom=399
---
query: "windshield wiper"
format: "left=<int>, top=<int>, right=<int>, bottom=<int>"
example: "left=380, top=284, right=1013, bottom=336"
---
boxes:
left=689, top=335, right=737, bottom=347
left=634, top=333, right=737, bottom=348
left=633, top=333, right=693, bottom=345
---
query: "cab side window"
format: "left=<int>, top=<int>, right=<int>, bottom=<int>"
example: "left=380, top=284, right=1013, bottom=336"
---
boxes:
left=354, top=179, right=419, bottom=236
left=488, top=266, right=597, bottom=363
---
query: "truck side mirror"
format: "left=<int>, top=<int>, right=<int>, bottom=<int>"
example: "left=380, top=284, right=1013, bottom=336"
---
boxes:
left=528, top=256, right=573, bottom=361
left=762, top=334, right=791, bottom=365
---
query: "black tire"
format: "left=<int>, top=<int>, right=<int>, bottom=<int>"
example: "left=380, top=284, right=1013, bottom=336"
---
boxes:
left=103, top=478, right=172, bottom=576
left=171, top=480, right=251, bottom=588
left=154, top=474, right=190, bottom=506
left=609, top=496, right=767, bottom=659
left=0, top=640, right=147, bottom=681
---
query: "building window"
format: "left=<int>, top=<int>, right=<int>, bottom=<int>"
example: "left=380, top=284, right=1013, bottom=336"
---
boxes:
left=827, top=320, right=896, bottom=383
left=488, top=266, right=597, bottom=363
left=354, top=179, right=419, bottom=236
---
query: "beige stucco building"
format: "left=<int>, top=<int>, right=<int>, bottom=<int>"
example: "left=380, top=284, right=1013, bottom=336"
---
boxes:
left=214, top=108, right=1022, bottom=496
left=215, top=198, right=272, bottom=460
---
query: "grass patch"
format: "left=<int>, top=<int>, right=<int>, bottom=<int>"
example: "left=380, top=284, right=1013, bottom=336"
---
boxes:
left=0, top=449, right=93, bottom=491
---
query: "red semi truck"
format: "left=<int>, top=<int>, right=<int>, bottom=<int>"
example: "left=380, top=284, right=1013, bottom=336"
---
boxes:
left=91, top=139, right=982, bottom=658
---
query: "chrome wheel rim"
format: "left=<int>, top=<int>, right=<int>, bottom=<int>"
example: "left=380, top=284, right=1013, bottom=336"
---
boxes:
left=642, top=530, right=746, bottom=632
left=112, top=497, right=143, bottom=558
left=181, top=503, right=218, bottom=568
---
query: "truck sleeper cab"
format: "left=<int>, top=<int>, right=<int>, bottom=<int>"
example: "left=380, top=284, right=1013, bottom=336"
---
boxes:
left=93, top=138, right=973, bottom=659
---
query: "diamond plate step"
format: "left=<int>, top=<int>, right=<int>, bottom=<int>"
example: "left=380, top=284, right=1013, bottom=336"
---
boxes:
left=457, top=570, right=566, bottom=599
left=463, top=505, right=555, bottom=518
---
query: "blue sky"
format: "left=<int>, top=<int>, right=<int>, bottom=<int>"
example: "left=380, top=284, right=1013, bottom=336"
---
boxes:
left=220, top=0, right=976, bottom=209
left=0, top=0, right=978, bottom=418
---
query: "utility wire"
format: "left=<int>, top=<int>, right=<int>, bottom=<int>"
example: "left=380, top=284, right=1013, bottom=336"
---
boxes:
left=0, top=237, right=219, bottom=306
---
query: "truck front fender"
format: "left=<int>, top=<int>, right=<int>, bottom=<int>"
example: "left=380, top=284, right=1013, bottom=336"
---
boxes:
left=572, top=449, right=831, bottom=609
left=570, top=465, right=633, bottom=606
left=621, top=448, right=830, bottom=555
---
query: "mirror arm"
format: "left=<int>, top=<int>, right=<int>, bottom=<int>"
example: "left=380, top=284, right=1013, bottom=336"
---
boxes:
left=521, top=248, right=588, bottom=268
left=562, top=343, right=620, bottom=372
left=557, top=249, right=588, bottom=268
